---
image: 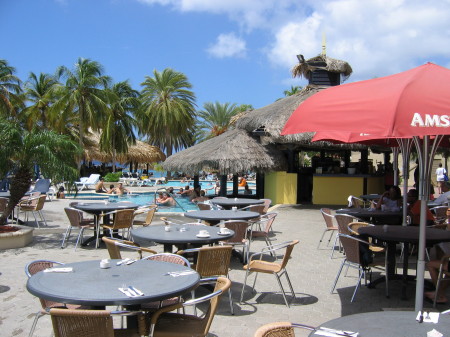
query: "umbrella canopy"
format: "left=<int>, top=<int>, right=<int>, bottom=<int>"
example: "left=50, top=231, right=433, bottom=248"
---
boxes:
left=283, top=63, right=450, bottom=138
left=282, top=62, right=450, bottom=314
left=161, top=128, right=287, bottom=175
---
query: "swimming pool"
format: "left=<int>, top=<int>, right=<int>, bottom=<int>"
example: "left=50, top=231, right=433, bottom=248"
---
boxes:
left=164, top=180, right=255, bottom=195
left=108, top=193, right=198, bottom=212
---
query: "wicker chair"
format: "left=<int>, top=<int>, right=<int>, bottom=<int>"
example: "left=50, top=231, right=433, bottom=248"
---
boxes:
left=254, top=322, right=316, bottom=337
left=178, top=246, right=234, bottom=314
left=348, top=222, right=385, bottom=254
left=240, top=240, right=299, bottom=307
left=25, top=260, right=87, bottom=337
left=430, top=206, right=449, bottom=229
left=197, top=203, right=212, bottom=211
left=102, top=237, right=157, bottom=260
left=331, top=234, right=386, bottom=301
left=149, top=277, right=231, bottom=337
left=241, top=204, right=266, bottom=215
left=220, top=220, right=251, bottom=263
left=249, top=212, right=277, bottom=250
left=133, top=205, right=157, bottom=227
left=100, top=208, right=135, bottom=241
left=49, top=308, right=145, bottom=337
left=141, top=253, right=192, bottom=311
left=61, top=207, right=96, bottom=250
left=17, top=194, right=47, bottom=227
left=260, top=199, right=272, bottom=214
left=319, top=208, right=339, bottom=255
left=433, top=254, right=450, bottom=308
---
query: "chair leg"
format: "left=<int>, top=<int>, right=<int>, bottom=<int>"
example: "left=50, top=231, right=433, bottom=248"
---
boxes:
left=61, top=226, right=72, bottom=249
left=434, top=268, right=445, bottom=308
left=38, top=210, right=48, bottom=227
left=318, top=229, right=327, bottom=249
left=240, top=269, right=251, bottom=303
left=275, top=274, right=290, bottom=307
left=75, top=228, right=85, bottom=251
left=28, top=310, right=44, bottom=337
left=330, top=233, right=340, bottom=259
left=31, top=211, right=40, bottom=228
left=331, top=259, right=346, bottom=293
left=283, top=270, right=296, bottom=299
left=351, top=268, right=365, bottom=302
left=228, top=285, right=235, bottom=315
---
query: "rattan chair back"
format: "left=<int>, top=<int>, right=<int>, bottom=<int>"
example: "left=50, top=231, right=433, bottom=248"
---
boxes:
left=347, top=221, right=371, bottom=235
left=261, top=199, right=272, bottom=213
left=102, top=237, right=123, bottom=259
left=144, top=253, right=190, bottom=267
left=134, top=205, right=157, bottom=226
left=25, top=260, right=64, bottom=309
left=242, top=204, right=266, bottom=214
left=64, top=208, right=83, bottom=228
left=279, top=240, right=299, bottom=270
left=254, top=322, right=295, bottom=337
left=335, top=214, right=355, bottom=235
left=195, top=246, right=233, bottom=277
left=35, top=195, right=47, bottom=211
left=222, top=220, right=250, bottom=245
left=320, top=208, right=336, bottom=229
left=50, top=308, right=114, bottom=337
left=197, top=203, right=212, bottom=210
left=338, top=235, right=361, bottom=264
left=109, top=209, right=135, bottom=230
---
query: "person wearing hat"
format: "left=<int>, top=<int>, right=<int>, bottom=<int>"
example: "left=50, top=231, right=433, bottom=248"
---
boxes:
left=433, top=181, right=450, bottom=205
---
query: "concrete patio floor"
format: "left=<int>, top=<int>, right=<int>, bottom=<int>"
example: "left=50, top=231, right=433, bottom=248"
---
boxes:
left=0, top=192, right=448, bottom=337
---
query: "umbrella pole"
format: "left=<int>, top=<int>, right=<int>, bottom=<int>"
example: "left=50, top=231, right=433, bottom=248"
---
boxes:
left=397, top=140, right=413, bottom=227
left=413, top=135, right=442, bottom=313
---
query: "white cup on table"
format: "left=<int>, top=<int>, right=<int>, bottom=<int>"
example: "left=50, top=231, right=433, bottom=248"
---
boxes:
left=232, top=206, right=237, bottom=212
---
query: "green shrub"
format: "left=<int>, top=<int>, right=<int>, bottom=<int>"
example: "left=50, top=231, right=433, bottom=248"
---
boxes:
left=104, top=172, right=121, bottom=182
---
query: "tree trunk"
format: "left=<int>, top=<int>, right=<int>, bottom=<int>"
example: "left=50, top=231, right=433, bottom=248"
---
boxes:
left=0, top=167, right=32, bottom=226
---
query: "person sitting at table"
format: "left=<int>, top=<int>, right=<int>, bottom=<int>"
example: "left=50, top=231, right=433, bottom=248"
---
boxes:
left=95, top=178, right=108, bottom=193
left=425, top=256, right=450, bottom=304
left=156, top=192, right=175, bottom=206
left=243, top=183, right=252, bottom=195
left=406, top=189, right=435, bottom=226
left=238, top=177, right=247, bottom=187
left=433, top=181, right=450, bottom=205
left=191, top=190, right=209, bottom=203
left=376, top=185, right=402, bottom=211
left=114, top=183, right=129, bottom=195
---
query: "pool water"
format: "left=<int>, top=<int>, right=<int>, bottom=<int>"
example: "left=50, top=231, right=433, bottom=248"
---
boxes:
left=108, top=193, right=198, bottom=212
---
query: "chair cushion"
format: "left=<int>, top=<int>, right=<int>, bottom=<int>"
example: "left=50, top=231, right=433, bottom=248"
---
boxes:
left=243, top=260, right=282, bottom=274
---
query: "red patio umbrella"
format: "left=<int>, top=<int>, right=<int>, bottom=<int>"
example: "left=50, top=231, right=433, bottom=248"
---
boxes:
left=282, top=62, right=450, bottom=314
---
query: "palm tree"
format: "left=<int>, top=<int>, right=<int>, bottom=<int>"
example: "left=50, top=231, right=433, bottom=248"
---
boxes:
left=0, top=118, right=81, bottom=226
left=53, top=58, right=112, bottom=160
left=100, top=81, right=139, bottom=172
left=0, top=59, right=24, bottom=119
left=22, top=72, right=60, bottom=131
left=196, top=101, right=240, bottom=141
left=283, top=85, right=302, bottom=97
left=138, top=68, right=196, bottom=157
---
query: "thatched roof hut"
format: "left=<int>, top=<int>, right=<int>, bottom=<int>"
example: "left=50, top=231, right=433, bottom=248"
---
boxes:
left=162, top=128, right=287, bottom=175
left=291, top=54, right=353, bottom=81
left=83, top=132, right=166, bottom=164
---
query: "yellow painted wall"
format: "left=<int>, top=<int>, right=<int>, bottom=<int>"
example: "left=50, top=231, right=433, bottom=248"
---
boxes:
left=264, top=171, right=297, bottom=204
left=367, top=177, right=385, bottom=194
left=313, top=176, right=364, bottom=205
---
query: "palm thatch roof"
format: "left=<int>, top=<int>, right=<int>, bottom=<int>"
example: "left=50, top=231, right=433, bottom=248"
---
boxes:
left=83, top=132, right=166, bottom=164
left=162, top=128, right=287, bottom=175
left=291, top=54, right=353, bottom=80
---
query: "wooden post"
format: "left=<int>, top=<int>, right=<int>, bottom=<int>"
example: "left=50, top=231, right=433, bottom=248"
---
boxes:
left=219, top=175, right=227, bottom=197
left=232, top=174, right=239, bottom=197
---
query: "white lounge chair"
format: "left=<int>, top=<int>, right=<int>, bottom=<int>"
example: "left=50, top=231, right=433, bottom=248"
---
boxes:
left=75, top=174, right=100, bottom=191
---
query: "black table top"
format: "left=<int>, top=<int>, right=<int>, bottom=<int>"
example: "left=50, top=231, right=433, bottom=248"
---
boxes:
left=359, top=225, right=450, bottom=244
left=360, top=194, right=382, bottom=200
left=184, top=210, right=260, bottom=222
left=210, top=197, right=264, bottom=207
left=132, top=224, right=235, bottom=245
left=72, top=201, right=140, bottom=214
left=337, top=208, right=403, bottom=218
left=26, top=259, right=199, bottom=306
left=309, top=311, right=450, bottom=337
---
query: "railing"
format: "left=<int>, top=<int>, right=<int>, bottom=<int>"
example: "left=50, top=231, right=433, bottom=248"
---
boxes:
left=154, top=188, right=187, bottom=212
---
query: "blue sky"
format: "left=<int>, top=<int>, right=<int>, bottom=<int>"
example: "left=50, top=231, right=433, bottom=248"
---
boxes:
left=2, top=0, right=450, bottom=111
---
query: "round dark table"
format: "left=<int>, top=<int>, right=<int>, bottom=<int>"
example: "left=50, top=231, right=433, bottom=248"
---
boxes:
left=72, top=201, right=140, bottom=247
left=336, top=208, right=403, bottom=225
left=210, top=197, right=264, bottom=210
left=309, top=311, right=450, bottom=336
left=132, top=224, right=235, bottom=252
left=358, top=225, right=450, bottom=299
left=183, top=210, right=260, bottom=225
left=26, top=259, right=199, bottom=306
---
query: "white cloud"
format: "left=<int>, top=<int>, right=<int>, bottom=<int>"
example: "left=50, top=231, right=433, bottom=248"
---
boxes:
left=137, top=0, right=450, bottom=81
left=207, top=33, right=247, bottom=59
